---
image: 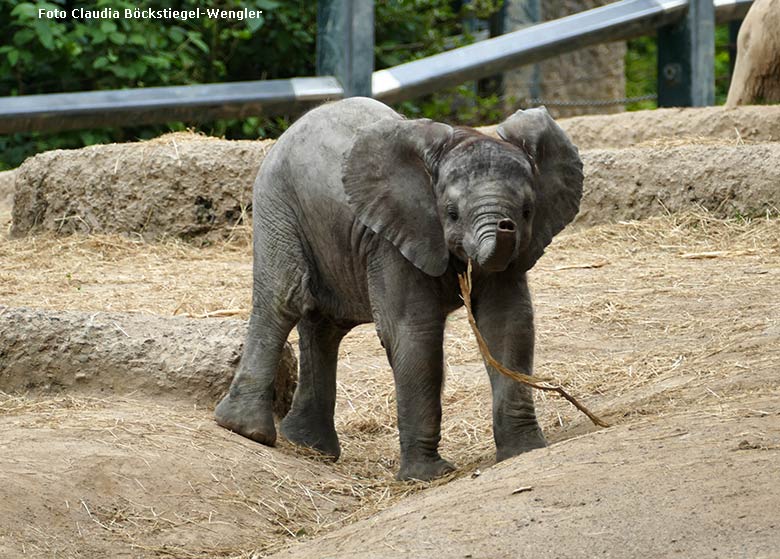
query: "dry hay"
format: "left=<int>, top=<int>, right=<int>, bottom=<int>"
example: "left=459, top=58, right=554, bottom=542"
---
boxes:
left=141, top=130, right=218, bottom=144
left=633, top=133, right=753, bottom=149
left=1, top=208, right=779, bottom=557
left=0, top=233, right=254, bottom=317
left=458, top=262, right=609, bottom=428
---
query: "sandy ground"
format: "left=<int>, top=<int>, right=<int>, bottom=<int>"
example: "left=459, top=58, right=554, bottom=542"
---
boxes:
left=271, top=399, right=780, bottom=559
left=1, top=207, right=779, bottom=558
left=2, top=105, right=780, bottom=557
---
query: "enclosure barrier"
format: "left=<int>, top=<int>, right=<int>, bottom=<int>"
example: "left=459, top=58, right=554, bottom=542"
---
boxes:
left=0, top=0, right=753, bottom=134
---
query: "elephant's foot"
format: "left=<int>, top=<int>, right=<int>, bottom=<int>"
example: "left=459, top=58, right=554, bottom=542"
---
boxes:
left=215, top=393, right=276, bottom=446
left=280, top=411, right=340, bottom=460
left=495, top=427, right=547, bottom=462
left=397, top=456, right=455, bottom=481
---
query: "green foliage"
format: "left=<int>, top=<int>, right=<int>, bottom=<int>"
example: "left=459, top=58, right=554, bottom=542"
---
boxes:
left=625, top=36, right=657, bottom=111
left=375, top=0, right=462, bottom=69
left=0, top=0, right=314, bottom=170
left=713, top=25, right=733, bottom=105
left=376, top=0, right=505, bottom=125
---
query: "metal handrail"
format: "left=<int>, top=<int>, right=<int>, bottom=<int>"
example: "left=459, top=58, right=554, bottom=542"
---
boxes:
left=374, top=0, right=751, bottom=103
left=0, top=77, right=343, bottom=134
left=0, top=0, right=753, bottom=134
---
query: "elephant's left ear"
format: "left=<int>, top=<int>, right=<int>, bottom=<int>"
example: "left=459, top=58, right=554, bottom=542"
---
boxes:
left=497, top=107, right=584, bottom=271
left=342, top=116, right=453, bottom=276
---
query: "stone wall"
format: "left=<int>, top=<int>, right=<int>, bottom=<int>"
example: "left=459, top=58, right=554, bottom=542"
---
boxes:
left=503, top=0, right=627, bottom=118
left=0, top=306, right=297, bottom=416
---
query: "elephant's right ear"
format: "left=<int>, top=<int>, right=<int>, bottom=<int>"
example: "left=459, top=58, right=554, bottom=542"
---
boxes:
left=343, top=117, right=453, bottom=277
left=497, top=107, right=583, bottom=271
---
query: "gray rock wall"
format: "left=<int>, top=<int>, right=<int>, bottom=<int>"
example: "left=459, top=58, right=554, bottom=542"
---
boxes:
left=0, top=306, right=297, bottom=416
left=503, top=0, right=627, bottom=118
left=11, top=134, right=271, bottom=241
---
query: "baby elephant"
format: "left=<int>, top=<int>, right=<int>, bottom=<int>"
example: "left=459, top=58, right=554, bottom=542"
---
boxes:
left=216, top=97, right=583, bottom=481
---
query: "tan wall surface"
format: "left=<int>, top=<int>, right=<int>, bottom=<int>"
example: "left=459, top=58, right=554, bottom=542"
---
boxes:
left=503, top=0, right=627, bottom=118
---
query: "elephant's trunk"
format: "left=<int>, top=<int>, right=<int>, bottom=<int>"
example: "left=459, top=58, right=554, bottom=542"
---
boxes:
left=477, top=218, right=517, bottom=273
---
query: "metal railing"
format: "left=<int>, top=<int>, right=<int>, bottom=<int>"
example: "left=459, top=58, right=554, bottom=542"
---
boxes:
left=0, top=0, right=753, bottom=134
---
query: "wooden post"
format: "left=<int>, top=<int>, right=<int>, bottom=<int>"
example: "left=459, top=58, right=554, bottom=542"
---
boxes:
left=316, top=0, right=374, bottom=97
left=478, top=1, right=508, bottom=97
left=657, top=0, right=715, bottom=107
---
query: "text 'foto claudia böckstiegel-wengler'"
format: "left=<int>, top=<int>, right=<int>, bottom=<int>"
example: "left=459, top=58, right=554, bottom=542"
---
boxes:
left=38, top=7, right=264, bottom=21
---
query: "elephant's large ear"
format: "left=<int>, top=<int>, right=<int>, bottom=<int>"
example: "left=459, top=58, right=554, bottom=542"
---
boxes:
left=343, top=117, right=453, bottom=276
left=497, top=107, right=583, bottom=271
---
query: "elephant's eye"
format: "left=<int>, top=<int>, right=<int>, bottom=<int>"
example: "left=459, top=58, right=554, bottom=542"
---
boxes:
left=447, top=207, right=459, bottom=221
left=522, top=204, right=533, bottom=220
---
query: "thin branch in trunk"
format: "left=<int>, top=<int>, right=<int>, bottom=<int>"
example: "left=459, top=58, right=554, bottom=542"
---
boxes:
left=458, top=261, right=610, bottom=428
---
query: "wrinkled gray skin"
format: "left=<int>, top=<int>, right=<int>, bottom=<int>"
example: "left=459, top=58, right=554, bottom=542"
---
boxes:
left=215, top=98, right=583, bottom=481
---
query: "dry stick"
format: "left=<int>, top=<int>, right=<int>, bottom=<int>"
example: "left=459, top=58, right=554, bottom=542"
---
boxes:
left=458, top=261, right=610, bottom=428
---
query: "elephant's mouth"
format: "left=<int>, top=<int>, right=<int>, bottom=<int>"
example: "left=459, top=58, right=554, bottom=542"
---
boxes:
left=450, top=241, right=468, bottom=263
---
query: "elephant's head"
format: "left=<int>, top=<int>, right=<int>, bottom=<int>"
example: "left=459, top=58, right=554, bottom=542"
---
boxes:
left=343, top=107, right=583, bottom=276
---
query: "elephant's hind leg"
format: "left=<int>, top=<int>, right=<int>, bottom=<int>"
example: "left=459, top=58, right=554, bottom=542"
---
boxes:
left=280, top=313, right=347, bottom=459
left=215, top=303, right=297, bottom=446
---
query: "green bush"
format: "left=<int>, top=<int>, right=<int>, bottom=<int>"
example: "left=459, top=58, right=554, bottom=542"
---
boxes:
left=0, top=0, right=313, bottom=170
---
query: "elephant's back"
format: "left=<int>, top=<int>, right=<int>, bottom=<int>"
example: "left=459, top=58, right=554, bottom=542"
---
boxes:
left=261, top=97, right=400, bottom=204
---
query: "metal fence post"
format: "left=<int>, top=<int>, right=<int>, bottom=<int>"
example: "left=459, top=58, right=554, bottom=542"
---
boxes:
left=316, top=0, right=374, bottom=97
left=500, top=0, right=541, bottom=104
left=657, top=0, right=716, bottom=107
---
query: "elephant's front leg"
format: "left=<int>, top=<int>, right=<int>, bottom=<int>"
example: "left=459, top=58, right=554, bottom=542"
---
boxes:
left=369, top=266, right=454, bottom=481
left=474, top=272, right=546, bottom=462
left=387, top=325, right=454, bottom=480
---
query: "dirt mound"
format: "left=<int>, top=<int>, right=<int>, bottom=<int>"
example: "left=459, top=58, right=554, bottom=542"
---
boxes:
left=0, top=395, right=361, bottom=559
left=0, top=306, right=296, bottom=416
left=479, top=105, right=780, bottom=149
left=10, top=132, right=271, bottom=241
left=560, top=105, right=780, bottom=149
left=270, top=397, right=780, bottom=559
left=10, top=107, right=780, bottom=242
left=577, top=142, right=780, bottom=226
